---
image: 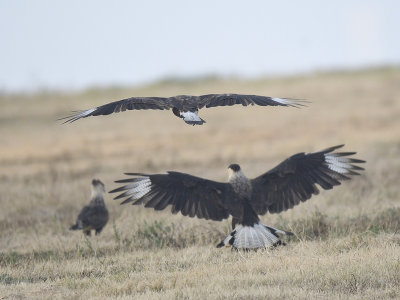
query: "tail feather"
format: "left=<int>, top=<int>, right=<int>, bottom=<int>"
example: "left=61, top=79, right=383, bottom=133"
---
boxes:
left=185, top=119, right=206, bottom=126
left=180, top=111, right=206, bottom=125
left=264, top=225, right=294, bottom=236
left=69, top=224, right=79, bottom=231
left=217, top=222, right=291, bottom=250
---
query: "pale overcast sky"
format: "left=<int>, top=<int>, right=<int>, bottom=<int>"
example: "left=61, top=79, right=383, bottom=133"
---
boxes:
left=1, top=0, right=399, bottom=92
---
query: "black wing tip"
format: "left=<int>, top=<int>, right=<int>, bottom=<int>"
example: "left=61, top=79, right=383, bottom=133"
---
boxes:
left=57, top=115, right=79, bottom=124
left=57, top=108, right=97, bottom=124
left=348, top=159, right=366, bottom=165
left=109, top=187, right=124, bottom=194
left=216, top=242, right=225, bottom=248
left=113, top=189, right=126, bottom=200
left=351, top=165, right=365, bottom=171
left=124, top=172, right=149, bottom=176
left=109, top=189, right=131, bottom=202
left=119, top=198, right=133, bottom=205
left=324, top=145, right=367, bottom=164
left=112, top=173, right=149, bottom=184
left=327, top=144, right=345, bottom=152
left=69, top=224, right=78, bottom=230
left=57, top=115, right=82, bottom=124
left=284, top=230, right=294, bottom=236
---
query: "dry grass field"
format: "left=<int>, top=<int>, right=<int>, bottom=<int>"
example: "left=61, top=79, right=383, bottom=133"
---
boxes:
left=1, top=68, right=400, bottom=299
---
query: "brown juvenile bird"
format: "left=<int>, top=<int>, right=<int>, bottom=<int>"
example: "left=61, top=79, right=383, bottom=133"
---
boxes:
left=70, top=179, right=109, bottom=236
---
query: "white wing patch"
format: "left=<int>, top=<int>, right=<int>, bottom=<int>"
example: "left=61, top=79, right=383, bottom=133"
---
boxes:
left=325, top=154, right=353, bottom=174
left=271, top=97, right=302, bottom=107
left=79, top=108, right=96, bottom=117
left=121, top=177, right=152, bottom=200
left=60, top=108, right=96, bottom=123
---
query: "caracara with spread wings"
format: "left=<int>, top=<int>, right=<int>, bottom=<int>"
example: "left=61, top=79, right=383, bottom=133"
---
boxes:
left=110, top=145, right=365, bottom=249
left=60, top=93, right=306, bottom=125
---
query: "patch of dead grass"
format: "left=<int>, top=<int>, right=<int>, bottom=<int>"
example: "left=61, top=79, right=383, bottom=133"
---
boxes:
left=1, top=68, right=400, bottom=299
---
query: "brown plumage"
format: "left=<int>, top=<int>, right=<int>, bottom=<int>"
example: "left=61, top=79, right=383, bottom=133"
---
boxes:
left=70, top=179, right=109, bottom=236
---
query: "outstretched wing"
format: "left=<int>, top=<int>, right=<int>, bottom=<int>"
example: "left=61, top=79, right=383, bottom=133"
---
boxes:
left=197, top=94, right=307, bottom=109
left=60, top=93, right=306, bottom=123
left=250, top=145, right=365, bottom=215
left=109, top=171, right=236, bottom=221
left=59, top=96, right=172, bottom=123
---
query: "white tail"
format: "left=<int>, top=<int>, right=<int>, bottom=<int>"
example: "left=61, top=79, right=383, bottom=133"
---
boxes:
left=217, top=222, right=291, bottom=249
left=181, top=111, right=206, bottom=125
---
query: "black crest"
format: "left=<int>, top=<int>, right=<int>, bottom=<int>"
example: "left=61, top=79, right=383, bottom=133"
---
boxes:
left=228, top=164, right=241, bottom=172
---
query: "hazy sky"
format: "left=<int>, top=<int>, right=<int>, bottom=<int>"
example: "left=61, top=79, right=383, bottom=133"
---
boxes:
left=1, top=0, right=399, bottom=92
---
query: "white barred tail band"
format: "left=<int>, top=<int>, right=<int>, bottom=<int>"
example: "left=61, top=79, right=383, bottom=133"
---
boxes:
left=217, top=222, right=290, bottom=249
left=180, top=111, right=206, bottom=125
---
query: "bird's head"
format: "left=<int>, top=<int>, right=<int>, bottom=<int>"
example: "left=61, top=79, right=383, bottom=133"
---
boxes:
left=228, top=164, right=242, bottom=179
left=91, top=179, right=106, bottom=194
left=228, top=164, right=241, bottom=172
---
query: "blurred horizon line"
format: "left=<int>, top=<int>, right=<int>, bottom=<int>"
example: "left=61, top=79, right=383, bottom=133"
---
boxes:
left=1, top=63, right=398, bottom=97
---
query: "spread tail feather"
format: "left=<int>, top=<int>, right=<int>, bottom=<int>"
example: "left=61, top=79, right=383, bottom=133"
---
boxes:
left=184, top=119, right=206, bottom=125
left=264, top=225, right=294, bottom=236
left=217, top=222, right=292, bottom=249
left=180, top=111, right=206, bottom=125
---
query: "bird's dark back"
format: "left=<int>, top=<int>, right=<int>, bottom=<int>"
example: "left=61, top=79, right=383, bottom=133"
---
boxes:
left=78, top=197, right=109, bottom=229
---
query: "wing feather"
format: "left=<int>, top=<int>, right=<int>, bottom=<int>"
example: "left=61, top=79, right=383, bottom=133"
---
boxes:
left=110, top=171, right=236, bottom=221
left=250, top=145, right=365, bottom=215
left=59, top=97, right=172, bottom=123
left=197, top=94, right=307, bottom=109
left=60, top=93, right=308, bottom=123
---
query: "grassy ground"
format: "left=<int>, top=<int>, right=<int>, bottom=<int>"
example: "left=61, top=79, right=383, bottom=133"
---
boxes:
left=0, top=68, right=400, bottom=299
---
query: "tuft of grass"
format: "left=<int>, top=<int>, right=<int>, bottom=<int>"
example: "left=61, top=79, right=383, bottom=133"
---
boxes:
left=136, top=220, right=176, bottom=249
left=283, top=207, right=400, bottom=241
left=113, top=223, right=121, bottom=248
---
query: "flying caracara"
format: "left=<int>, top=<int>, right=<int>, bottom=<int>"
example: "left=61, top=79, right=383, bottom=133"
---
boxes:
left=110, top=145, right=365, bottom=249
left=70, top=179, right=109, bottom=236
left=60, top=93, right=306, bottom=125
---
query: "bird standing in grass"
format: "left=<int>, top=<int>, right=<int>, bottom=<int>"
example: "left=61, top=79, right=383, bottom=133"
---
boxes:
left=60, top=93, right=306, bottom=125
left=70, top=179, right=109, bottom=236
left=110, top=145, right=365, bottom=250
